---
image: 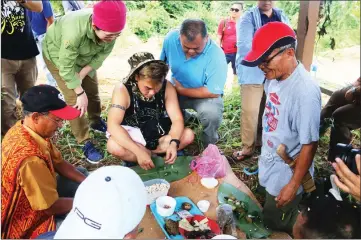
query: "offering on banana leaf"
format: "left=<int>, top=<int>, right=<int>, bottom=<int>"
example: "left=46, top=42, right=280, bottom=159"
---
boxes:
left=224, top=195, right=256, bottom=223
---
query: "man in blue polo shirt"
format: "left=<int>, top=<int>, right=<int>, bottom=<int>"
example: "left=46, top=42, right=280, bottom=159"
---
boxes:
left=27, top=0, right=57, bottom=87
left=160, top=19, right=227, bottom=147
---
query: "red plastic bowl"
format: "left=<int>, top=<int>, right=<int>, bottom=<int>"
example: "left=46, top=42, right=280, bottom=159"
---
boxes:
left=179, top=215, right=221, bottom=239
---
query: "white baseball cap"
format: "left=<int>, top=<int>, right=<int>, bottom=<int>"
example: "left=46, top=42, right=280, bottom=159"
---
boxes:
left=54, top=166, right=147, bottom=239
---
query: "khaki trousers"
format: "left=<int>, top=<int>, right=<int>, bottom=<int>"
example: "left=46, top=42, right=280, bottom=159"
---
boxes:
left=240, top=84, right=266, bottom=154
left=44, top=56, right=101, bottom=143
left=1, top=58, right=37, bottom=136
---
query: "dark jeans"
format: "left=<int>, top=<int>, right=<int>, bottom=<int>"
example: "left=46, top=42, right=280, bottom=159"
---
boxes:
left=320, top=86, right=361, bottom=161
left=225, top=53, right=236, bottom=75
left=55, top=167, right=89, bottom=223
left=263, top=191, right=302, bottom=235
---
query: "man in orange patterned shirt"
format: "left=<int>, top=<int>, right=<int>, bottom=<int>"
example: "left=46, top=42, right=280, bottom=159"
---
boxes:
left=1, top=85, right=86, bottom=239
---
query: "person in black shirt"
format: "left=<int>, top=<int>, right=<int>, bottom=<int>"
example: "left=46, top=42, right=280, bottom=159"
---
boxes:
left=106, top=52, right=195, bottom=170
left=1, top=0, right=42, bottom=136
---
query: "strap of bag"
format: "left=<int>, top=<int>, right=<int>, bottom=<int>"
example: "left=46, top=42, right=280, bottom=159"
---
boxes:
left=220, top=18, right=228, bottom=47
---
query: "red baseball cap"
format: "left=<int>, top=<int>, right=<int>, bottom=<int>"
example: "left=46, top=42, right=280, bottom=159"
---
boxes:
left=21, top=85, right=80, bottom=120
left=242, top=22, right=296, bottom=67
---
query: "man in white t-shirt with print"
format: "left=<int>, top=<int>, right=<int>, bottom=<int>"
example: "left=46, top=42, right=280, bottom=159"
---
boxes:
left=241, top=22, right=321, bottom=234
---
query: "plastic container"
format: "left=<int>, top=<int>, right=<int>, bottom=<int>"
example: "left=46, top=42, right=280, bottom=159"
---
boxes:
left=156, top=196, right=176, bottom=217
left=197, top=200, right=210, bottom=213
left=212, top=235, right=237, bottom=239
left=201, top=177, right=219, bottom=189
left=144, top=179, right=170, bottom=205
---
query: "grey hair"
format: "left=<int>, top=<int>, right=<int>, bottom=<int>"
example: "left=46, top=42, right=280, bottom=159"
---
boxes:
left=180, top=19, right=208, bottom=42
left=279, top=41, right=297, bottom=51
left=23, top=110, right=48, bottom=117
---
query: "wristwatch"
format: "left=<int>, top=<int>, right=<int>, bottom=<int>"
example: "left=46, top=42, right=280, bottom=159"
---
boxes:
left=170, top=139, right=180, bottom=149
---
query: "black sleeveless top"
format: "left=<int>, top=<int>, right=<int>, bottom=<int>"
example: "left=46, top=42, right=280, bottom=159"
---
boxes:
left=121, top=81, right=171, bottom=150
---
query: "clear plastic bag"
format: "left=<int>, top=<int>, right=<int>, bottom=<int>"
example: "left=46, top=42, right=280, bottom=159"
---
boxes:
left=190, top=144, right=227, bottom=178
left=216, top=204, right=238, bottom=237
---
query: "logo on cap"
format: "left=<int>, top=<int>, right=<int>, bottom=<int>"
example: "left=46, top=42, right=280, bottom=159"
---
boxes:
left=74, top=207, right=102, bottom=230
left=58, top=93, right=65, bottom=101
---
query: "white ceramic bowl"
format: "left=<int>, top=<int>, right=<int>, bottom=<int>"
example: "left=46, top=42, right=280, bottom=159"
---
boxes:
left=197, top=200, right=210, bottom=213
left=201, top=177, right=218, bottom=189
left=156, top=196, right=176, bottom=217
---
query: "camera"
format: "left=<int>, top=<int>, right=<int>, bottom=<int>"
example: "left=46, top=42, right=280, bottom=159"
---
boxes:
left=336, top=143, right=360, bottom=175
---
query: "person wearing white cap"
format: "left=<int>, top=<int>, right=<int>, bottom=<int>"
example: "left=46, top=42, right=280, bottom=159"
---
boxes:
left=53, top=166, right=147, bottom=239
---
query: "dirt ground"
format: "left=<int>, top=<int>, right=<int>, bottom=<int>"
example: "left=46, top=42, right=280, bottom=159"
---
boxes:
left=36, top=33, right=360, bottom=103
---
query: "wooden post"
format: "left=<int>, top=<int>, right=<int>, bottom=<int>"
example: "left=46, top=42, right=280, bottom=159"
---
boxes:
left=296, top=0, right=321, bottom=71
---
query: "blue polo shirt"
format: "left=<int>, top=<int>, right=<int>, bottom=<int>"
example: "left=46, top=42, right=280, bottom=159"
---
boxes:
left=160, top=30, right=227, bottom=95
left=27, top=0, right=54, bottom=37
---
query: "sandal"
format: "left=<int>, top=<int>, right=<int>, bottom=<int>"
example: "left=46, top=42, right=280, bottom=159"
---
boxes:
left=232, top=150, right=252, bottom=161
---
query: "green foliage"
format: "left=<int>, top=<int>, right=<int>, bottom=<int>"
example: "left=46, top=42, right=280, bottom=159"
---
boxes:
left=275, top=1, right=300, bottom=29
left=125, top=1, right=230, bottom=41
left=317, top=1, right=360, bottom=51
left=159, top=0, right=199, bottom=18
left=49, top=0, right=64, bottom=16
left=127, top=1, right=174, bottom=41
left=125, top=1, right=146, bottom=11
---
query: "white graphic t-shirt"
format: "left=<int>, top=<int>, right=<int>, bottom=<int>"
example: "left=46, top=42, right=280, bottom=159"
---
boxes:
left=259, top=62, right=321, bottom=196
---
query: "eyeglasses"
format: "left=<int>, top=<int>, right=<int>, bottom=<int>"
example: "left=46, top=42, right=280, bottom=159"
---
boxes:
left=260, top=47, right=289, bottom=68
left=41, top=113, right=64, bottom=126
left=95, top=26, right=121, bottom=39
left=230, top=8, right=240, bottom=12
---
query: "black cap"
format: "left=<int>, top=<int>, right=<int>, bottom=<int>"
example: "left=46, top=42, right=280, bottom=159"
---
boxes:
left=21, top=85, right=80, bottom=120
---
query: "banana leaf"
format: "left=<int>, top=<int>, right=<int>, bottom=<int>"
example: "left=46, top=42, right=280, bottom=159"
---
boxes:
left=131, top=156, right=194, bottom=182
left=217, top=183, right=271, bottom=239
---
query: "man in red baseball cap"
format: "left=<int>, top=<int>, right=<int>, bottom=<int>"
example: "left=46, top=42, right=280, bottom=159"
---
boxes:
left=242, top=22, right=321, bottom=234
left=1, top=85, right=88, bottom=239
left=42, top=0, right=127, bottom=164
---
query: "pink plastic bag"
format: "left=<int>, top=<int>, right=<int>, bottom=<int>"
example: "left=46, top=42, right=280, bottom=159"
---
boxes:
left=191, top=144, right=227, bottom=178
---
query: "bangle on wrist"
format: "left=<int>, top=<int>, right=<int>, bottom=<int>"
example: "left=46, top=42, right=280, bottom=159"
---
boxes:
left=170, top=139, right=180, bottom=149
left=76, top=90, right=85, bottom=97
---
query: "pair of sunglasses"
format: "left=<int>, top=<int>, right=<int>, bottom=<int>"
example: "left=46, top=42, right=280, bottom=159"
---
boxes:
left=230, top=8, right=240, bottom=12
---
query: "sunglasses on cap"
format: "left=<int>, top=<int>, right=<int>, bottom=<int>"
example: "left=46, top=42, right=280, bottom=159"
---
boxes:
left=230, top=8, right=240, bottom=12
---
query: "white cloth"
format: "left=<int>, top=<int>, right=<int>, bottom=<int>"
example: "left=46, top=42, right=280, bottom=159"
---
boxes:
left=106, top=125, right=147, bottom=146
left=54, top=166, right=147, bottom=239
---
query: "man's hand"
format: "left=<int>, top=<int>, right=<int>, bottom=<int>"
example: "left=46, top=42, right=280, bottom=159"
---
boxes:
left=165, top=142, right=177, bottom=164
left=74, top=86, right=88, bottom=117
left=137, top=151, right=155, bottom=170
left=333, top=155, right=360, bottom=202
left=275, top=181, right=299, bottom=208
